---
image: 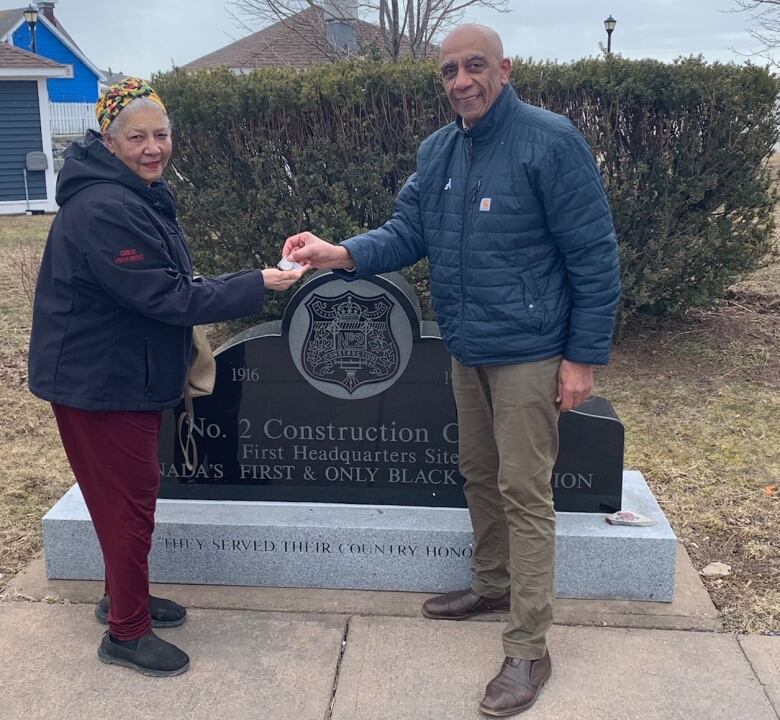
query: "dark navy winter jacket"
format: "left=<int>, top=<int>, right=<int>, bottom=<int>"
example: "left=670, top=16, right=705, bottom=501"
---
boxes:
left=342, top=85, right=621, bottom=366
left=28, top=130, right=265, bottom=411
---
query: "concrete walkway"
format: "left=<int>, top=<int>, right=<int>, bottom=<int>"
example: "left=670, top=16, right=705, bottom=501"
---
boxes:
left=1, top=547, right=777, bottom=720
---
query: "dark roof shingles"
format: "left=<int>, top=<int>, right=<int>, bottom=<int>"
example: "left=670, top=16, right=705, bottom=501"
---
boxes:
left=0, top=9, right=22, bottom=39
left=184, top=7, right=416, bottom=71
left=0, top=40, right=66, bottom=69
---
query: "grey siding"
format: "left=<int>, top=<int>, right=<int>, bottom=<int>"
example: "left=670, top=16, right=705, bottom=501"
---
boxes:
left=0, top=81, right=47, bottom=202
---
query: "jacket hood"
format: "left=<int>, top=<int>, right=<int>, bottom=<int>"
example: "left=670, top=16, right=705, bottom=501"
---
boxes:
left=56, top=129, right=170, bottom=209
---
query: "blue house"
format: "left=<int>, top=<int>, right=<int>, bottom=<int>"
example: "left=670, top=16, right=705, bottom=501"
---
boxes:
left=0, top=2, right=104, bottom=134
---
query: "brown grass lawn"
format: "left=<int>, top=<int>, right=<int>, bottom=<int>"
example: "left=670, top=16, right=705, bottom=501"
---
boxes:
left=0, top=216, right=73, bottom=589
left=0, top=213, right=778, bottom=633
left=599, top=307, right=779, bottom=632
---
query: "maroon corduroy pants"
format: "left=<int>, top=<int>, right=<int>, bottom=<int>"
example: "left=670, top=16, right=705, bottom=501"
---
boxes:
left=52, top=403, right=162, bottom=640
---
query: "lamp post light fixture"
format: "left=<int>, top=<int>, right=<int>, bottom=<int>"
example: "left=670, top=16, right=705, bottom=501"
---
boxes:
left=604, top=15, right=617, bottom=55
left=23, top=4, right=39, bottom=54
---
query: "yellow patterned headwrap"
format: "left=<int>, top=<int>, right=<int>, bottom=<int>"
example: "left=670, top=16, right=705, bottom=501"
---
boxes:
left=95, top=77, right=166, bottom=133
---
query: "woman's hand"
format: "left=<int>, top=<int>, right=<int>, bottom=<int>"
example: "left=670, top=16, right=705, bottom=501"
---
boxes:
left=261, top=267, right=306, bottom=291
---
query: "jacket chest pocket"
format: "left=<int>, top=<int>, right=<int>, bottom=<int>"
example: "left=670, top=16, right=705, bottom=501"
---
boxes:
left=471, top=182, right=528, bottom=223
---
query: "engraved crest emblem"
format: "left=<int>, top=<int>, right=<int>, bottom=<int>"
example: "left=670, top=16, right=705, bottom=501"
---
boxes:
left=302, top=291, right=400, bottom=393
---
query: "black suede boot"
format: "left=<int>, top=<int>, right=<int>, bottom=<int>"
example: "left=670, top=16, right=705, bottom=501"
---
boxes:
left=95, top=595, right=187, bottom=628
left=98, top=630, right=189, bottom=677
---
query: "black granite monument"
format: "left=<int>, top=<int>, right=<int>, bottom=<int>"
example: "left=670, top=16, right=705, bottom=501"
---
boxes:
left=159, top=272, right=624, bottom=512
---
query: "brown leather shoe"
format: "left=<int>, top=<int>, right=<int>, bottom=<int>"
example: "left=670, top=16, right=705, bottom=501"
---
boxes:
left=421, top=588, right=510, bottom=620
left=479, top=651, right=552, bottom=717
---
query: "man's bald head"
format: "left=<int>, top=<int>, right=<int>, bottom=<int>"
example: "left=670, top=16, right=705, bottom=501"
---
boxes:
left=438, top=24, right=511, bottom=126
left=440, top=24, right=505, bottom=63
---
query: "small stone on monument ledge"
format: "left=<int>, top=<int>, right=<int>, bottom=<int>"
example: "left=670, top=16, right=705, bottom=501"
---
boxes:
left=605, top=510, right=655, bottom=526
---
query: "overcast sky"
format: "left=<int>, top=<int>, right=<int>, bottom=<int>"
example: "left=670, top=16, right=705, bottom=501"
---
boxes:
left=3, top=0, right=774, bottom=77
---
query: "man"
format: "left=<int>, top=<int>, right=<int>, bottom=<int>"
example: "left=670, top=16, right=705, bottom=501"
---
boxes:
left=283, top=24, right=620, bottom=717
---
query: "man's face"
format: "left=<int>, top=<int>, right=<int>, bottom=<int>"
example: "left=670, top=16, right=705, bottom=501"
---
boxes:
left=439, top=28, right=511, bottom=126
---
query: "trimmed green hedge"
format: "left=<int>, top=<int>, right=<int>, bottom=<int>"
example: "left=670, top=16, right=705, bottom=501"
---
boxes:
left=155, top=57, right=778, bottom=322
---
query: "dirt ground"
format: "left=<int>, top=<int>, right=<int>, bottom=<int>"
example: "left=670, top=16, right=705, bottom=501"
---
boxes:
left=0, top=213, right=777, bottom=633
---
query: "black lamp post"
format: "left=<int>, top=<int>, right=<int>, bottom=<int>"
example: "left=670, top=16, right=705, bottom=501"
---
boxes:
left=23, top=4, right=38, bottom=54
left=604, top=15, right=617, bottom=55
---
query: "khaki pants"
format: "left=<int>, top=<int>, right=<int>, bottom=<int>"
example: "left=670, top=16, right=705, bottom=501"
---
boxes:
left=452, top=356, right=561, bottom=660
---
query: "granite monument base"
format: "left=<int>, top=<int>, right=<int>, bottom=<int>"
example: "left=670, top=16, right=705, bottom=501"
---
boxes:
left=42, top=471, right=676, bottom=601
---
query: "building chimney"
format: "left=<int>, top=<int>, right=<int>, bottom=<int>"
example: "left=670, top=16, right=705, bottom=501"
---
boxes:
left=323, top=0, right=358, bottom=55
left=37, top=1, right=57, bottom=25
left=326, top=20, right=357, bottom=54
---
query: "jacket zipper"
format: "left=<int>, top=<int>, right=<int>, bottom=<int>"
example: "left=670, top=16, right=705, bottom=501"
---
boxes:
left=144, top=338, right=151, bottom=390
left=461, top=172, right=482, bottom=355
left=460, top=139, right=474, bottom=353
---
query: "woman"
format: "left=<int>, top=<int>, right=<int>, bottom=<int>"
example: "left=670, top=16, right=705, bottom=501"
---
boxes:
left=28, top=78, right=303, bottom=677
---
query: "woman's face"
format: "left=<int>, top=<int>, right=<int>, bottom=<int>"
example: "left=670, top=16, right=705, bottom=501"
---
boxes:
left=104, top=105, right=172, bottom=184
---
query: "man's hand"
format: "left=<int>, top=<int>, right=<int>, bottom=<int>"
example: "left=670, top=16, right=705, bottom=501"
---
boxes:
left=261, top=267, right=306, bottom=291
left=283, top=232, right=355, bottom=270
left=556, top=359, right=593, bottom=412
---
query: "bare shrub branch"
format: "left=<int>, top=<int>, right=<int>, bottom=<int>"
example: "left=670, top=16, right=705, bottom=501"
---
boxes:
left=16, top=240, right=41, bottom=311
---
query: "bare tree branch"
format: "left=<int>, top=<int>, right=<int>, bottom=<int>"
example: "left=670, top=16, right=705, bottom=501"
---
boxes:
left=228, top=0, right=509, bottom=62
left=733, top=0, right=780, bottom=65
left=229, top=0, right=361, bottom=62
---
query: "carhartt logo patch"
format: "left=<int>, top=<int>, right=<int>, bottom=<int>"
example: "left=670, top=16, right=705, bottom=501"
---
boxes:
left=443, top=178, right=452, bottom=191
left=479, top=198, right=492, bottom=212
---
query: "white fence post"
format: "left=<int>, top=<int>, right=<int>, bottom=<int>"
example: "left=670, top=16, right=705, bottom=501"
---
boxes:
left=49, top=102, right=99, bottom=135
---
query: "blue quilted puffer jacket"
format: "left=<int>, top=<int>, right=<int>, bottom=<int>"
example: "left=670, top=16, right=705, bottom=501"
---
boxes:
left=342, top=84, right=621, bottom=367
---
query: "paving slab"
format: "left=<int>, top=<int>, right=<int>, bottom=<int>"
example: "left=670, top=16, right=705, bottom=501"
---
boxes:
left=0, top=602, right=345, bottom=720
left=4, top=542, right=719, bottom=632
left=740, top=635, right=780, bottom=716
left=331, top=618, right=775, bottom=720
